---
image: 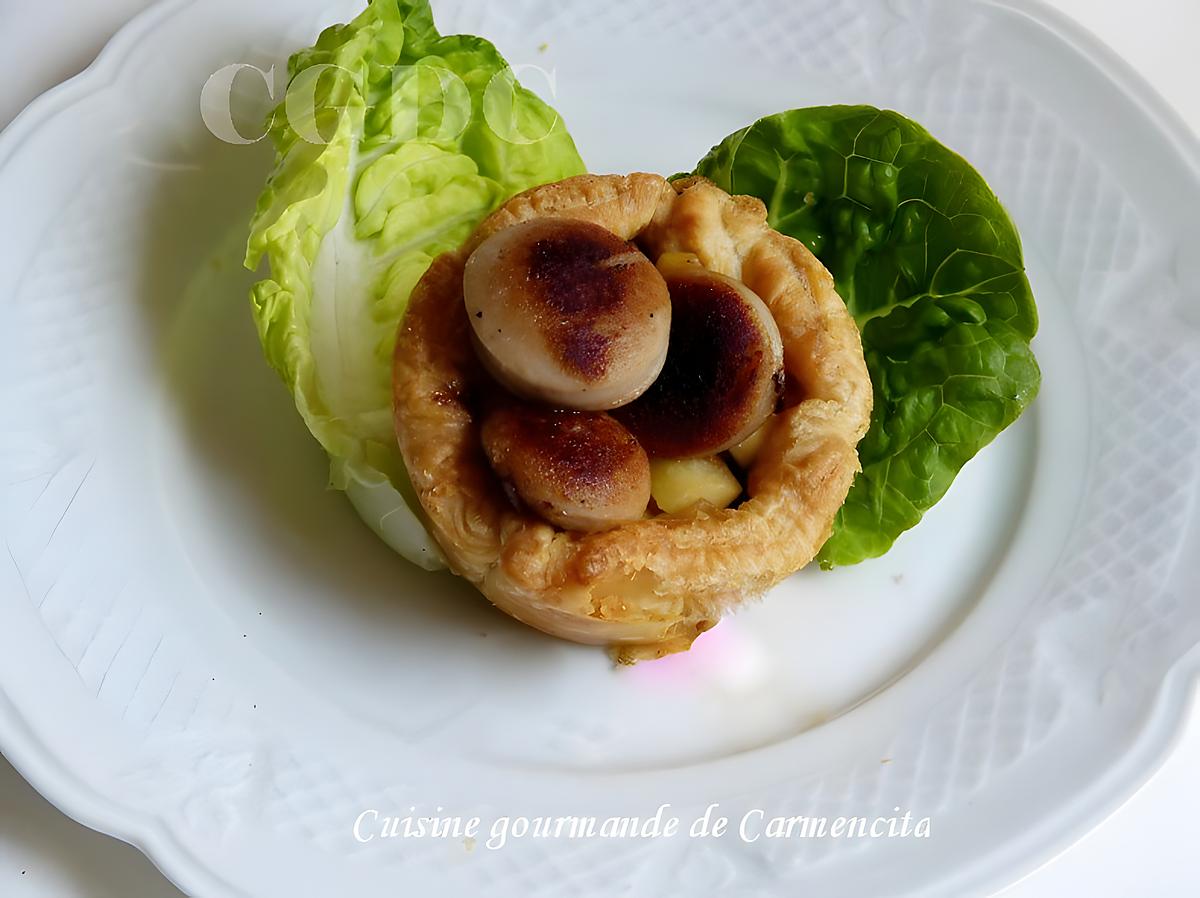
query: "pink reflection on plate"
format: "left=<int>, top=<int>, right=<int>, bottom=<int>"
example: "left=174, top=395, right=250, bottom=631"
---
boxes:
left=627, top=619, right=767, bottom=691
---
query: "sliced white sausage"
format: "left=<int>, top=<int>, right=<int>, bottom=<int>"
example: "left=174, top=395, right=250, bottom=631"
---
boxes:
left=464, top=218, right=671, bottom=411
left=614, top=253, right=784, bottom=458
left=481, top=403, right=651, bottom=532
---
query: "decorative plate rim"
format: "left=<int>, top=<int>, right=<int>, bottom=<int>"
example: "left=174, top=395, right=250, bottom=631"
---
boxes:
left=0, top=1, right=1198, bottom=895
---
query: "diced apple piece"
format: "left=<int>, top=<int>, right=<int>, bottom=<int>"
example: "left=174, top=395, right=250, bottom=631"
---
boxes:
left=729, top=416, right=776, bottom=469
left=649, top=456, right=742, bottom=514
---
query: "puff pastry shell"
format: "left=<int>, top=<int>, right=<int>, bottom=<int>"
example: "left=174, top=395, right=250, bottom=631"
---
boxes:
left=393, top=173, right=872, bottom=661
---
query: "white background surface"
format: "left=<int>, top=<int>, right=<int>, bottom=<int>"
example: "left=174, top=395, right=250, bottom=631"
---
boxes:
left=1, top=0, right=1198, bottom=895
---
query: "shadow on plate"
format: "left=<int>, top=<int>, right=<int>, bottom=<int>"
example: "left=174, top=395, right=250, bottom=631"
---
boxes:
left=0, top=754, right=184, bottom=898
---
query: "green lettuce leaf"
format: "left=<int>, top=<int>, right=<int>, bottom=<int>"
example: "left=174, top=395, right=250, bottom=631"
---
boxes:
left=694, top=106, right=1040, bottom=566
left=245, top=0, right=585, bottom=569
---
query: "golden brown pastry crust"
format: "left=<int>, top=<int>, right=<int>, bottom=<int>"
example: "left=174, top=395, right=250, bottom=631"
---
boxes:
left=393, top=173, right=873, bottom=661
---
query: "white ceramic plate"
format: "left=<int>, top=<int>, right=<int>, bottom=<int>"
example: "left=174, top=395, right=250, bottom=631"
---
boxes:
left=2, top=0, right=1199, bottom=895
